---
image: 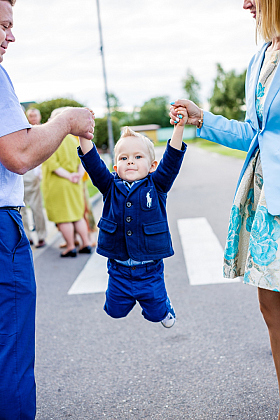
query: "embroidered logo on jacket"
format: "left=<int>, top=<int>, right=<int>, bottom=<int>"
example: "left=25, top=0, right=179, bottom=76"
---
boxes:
left=146, top=190, right=152, bottom=208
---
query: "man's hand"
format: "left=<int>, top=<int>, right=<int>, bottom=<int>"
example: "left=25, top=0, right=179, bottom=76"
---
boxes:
left=59, top=107, right=95, bottom=140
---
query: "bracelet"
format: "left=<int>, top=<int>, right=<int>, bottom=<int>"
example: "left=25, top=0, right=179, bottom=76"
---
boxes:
left=197, top=109, right=204, bottom=129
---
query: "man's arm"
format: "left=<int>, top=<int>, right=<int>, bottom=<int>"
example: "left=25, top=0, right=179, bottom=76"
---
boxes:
left=0, top=107, right=94, bottom=174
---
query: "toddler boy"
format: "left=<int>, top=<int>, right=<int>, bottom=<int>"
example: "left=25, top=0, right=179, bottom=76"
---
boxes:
left=78, top=108, right=187, bottom=327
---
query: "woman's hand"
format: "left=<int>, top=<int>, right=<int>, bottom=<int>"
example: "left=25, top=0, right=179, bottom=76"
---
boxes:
left=68, top=172, right=81, bottom=183
left=170, top=99, right=202, bottom=127
left=54, top=167, right=81, bottom=183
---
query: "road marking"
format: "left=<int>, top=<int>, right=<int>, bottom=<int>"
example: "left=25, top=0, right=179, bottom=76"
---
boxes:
left=68, top=251, right=108, bottom=295
left=177, top=217, right=241, bottom=286
left=69, top=217, right=240, bottom=294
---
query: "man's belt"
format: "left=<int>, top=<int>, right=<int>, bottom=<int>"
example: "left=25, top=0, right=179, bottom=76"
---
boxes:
left=0, top=206, right=21, bottom=212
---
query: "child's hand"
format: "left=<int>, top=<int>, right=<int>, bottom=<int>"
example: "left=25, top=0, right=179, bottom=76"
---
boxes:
left=170, top=99, right=201, bottom=127
left=170, top=107, right=187, bottom=150
left=173, top=107, right=188, bottom=127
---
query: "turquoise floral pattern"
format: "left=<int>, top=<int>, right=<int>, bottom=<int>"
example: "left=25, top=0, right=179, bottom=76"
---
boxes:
left=245, top=189, right=255, bottom=233
left=249, top=206, right=280, bottom=266
left=224, top=154, right=280, bottom=291
left=256, top=83, right=264, bottom=121
left=224, top=205, right=242, bottom=260
left=256, top=82, right=265, bottom=121
left=223, top=49, right=280, bottom=292
left=257, top=82, right=265, bottom=97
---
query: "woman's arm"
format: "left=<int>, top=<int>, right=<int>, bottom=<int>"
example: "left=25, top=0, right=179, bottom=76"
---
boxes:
left=198, top=110, right=257, bottom=152
left=170, top=99, right=256, bottom=152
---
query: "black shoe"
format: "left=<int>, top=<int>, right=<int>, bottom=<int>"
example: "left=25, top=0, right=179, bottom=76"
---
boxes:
left=79, top=246, right=92, bottom=254
left=60, top=249, right=77, bottom=258
left=36, top=239, right=46, bottom=248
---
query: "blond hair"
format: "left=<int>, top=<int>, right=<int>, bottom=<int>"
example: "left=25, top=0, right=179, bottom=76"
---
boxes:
left=114, top=126, right=155, bottom=164
left=256, top=0, right=280, bottom=41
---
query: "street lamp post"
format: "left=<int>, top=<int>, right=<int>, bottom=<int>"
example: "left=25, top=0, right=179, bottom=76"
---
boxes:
left=96, top=0, right=115, bottom=167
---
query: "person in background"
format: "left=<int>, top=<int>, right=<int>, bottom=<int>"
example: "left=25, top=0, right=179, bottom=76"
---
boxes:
left=42, top=108, right=92, bottom=258
left=82, top=170, right=97, bottom=247
left=170, top=0, right=280, bottom=417
left=0, top=1, right=94, bottom=418
left=21, top=108, right=47, bottom=248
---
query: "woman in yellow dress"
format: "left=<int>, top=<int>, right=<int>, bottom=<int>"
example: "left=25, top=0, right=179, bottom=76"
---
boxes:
left=42, top=108, right=91, bottom=257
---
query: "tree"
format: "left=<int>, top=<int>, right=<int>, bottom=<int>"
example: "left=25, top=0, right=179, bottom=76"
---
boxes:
left=28, top=98, right=85, bottom=123
left=183, top=69, right=201, bottom=105
left=94, top=116, right=121, bottom=150
left=108, top=93, right=133, bottom=126
left=209, top=64, right=246, bottom=121
left=137, top=96, right=170, bottom=127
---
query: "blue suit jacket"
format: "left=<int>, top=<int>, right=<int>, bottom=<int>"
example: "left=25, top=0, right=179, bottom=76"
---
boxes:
left=198, top=43, right=280, bottom=216
left=78, top=141, right=187, bottom=261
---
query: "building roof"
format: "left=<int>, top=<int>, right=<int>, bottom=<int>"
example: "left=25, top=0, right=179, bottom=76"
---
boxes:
left=122, top=124, right=161, bottom=131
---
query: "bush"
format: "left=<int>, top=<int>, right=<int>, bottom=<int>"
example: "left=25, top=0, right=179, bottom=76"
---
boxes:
left=94, top=116, right=121, bottom=150
left=28, top=98, right=85, bottom=123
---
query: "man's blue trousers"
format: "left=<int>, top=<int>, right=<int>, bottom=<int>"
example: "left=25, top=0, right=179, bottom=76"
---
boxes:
left=0, top=209, right=36, bottom=419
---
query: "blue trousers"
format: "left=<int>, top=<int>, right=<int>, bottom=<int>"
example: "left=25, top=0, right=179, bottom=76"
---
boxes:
left=104, top=259, right=172, bottom=322
left=0, top=209, right=36, bottom=420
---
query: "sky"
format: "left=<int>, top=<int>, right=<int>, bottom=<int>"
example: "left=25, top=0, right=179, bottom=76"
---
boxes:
left=3, top=0, right=260, bottom=117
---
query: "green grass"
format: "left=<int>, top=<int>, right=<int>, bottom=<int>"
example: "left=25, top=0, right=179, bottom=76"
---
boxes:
left=192, top=138, right=247, bottom=160
left=86, top=180, right=99, bottom=198
left=155, top=138, right=247, bottom=160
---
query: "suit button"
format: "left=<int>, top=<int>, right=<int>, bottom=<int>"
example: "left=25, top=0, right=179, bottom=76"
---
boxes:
left=126, top=202, right=132, bottom=208
left=126, top=216, right=132, bottom=223
left=127, top=230, right=132, bottom=236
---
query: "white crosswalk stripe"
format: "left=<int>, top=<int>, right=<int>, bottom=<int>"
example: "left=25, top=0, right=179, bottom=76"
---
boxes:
left=177, top=217, right=241, bottom=286
left=68, top=251, right=107, bottom=295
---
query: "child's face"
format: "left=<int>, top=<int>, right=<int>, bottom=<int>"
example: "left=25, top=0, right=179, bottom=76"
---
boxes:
left=114, top=136, right=157, bottom=182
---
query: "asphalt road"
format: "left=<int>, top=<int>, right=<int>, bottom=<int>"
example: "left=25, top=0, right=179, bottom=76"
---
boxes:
left=33, top=144, right=279, bottom=420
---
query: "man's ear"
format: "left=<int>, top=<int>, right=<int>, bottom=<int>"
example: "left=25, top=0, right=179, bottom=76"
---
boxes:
left=149, top=160, right=158, bottom=173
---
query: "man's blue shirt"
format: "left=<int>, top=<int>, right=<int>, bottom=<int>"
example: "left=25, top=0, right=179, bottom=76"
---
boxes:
left=0, top=65, right=30, bottom=206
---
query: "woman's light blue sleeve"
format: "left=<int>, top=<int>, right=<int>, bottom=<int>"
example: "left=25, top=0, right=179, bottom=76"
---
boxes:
left=197, top=111, right=257, bottom=152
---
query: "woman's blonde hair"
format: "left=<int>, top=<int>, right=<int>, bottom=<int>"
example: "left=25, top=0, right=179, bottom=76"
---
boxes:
left=256, top=0, right=280, bottom=41
left=114, top=126, right=155, bottom=164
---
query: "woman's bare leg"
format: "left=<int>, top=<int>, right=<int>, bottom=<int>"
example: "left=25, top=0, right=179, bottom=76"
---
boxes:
left=258, top=287, right=280, bottom=420
left=57, top=222, right=75, bottom=254
left=73, top=218, right=90, bottom=249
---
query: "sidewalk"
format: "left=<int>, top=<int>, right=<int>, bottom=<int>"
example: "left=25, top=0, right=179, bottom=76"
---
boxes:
left=29, top=192, right=102, bottom=260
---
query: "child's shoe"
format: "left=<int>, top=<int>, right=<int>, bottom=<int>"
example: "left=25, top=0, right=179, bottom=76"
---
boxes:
left=161, top=312, right=176, bottom=328
left=161, top=298, right=176, bottom=328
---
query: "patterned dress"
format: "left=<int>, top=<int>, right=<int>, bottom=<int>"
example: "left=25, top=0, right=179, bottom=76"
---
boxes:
left=224, top=49, right=280, bottom=292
